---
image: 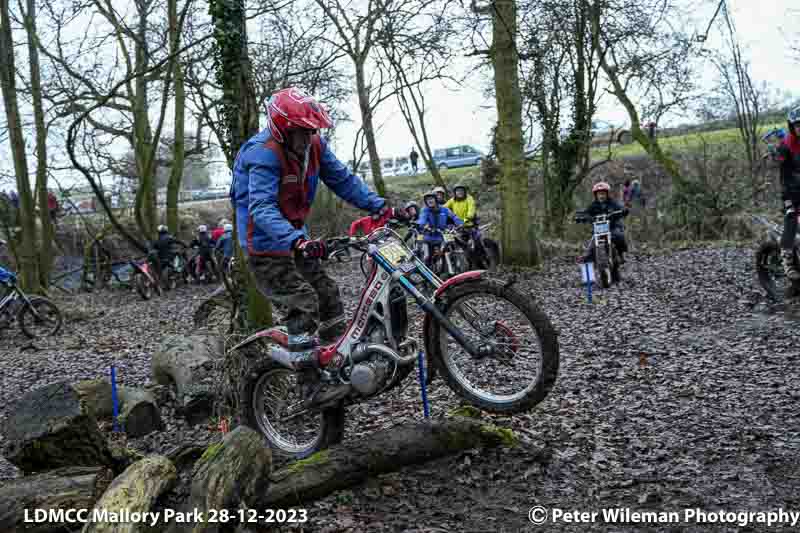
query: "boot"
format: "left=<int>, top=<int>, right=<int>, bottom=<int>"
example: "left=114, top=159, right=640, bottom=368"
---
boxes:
left=287, top=332, right=320, bottom=369
left=782, top=249, right=800, bottom=282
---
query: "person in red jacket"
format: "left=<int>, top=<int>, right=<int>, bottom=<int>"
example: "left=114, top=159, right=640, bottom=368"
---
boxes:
left=211, top=219, right=229, bottom=242
left=348, top=207, right=396, bottom=236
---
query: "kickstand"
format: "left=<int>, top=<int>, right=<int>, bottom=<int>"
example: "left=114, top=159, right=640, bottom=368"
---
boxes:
left=416, top=350, right=430, bottom=419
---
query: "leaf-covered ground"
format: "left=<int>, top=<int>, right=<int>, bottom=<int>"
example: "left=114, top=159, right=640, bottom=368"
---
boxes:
left=2, top=245, right=800, bottom=532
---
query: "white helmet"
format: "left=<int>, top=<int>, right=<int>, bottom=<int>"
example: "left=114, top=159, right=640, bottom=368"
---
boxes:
left=219, top=218, right=230, bottom=227
left=223, top=223, right=233, bottom=232
left=198, top=225, right=208, bottom=232
left=157, top=224, right=168, bottom=233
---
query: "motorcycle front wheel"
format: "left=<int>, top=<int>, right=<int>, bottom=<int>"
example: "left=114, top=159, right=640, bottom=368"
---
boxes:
left=134, top=272, right=153, bottom=300
left=428, top=278, right=559, bottom=414
left=596, top=245, right=612, bottom=288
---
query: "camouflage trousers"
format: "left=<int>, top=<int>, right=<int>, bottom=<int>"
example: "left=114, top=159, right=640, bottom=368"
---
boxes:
left=249, top=254, right=346, bottom=341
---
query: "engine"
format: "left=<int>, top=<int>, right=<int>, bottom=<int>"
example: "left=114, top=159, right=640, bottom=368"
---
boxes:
left=350, top=358, right=392, bottom=396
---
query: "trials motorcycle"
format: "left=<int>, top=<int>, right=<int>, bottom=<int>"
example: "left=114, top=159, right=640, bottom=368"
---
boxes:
left=230, top=225, right=560, bottom=459
left=575, top=209, right=626, bottom=288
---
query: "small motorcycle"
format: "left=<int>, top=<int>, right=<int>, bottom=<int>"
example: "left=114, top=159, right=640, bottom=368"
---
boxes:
left=753, top=214, right=800, bottom=300
left=160, top=244, right=190, bottom=290
left=188, top=246, right=218, bottom=284
left=0, top=275, right=63, bottom=338
left=130, top=258, right=162, bottom=300
left=575, top=210, right=625, bottom=288
left=230, top=226, right=560, bottom=460
left=459, top=221, right=501, bottom=271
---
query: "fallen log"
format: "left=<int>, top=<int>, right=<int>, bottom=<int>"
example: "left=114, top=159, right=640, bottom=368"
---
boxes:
left=152, top=334, right=223, bottom=425
left=165, top=427, right=272, bottom=533
left=260, top=416, right=519, bottom=508
left=82, top=455, right=176, bottom=533
left=0, top=466, right=114, bottom=533
left=2, top=381, right=114, bottom=474
left=74, top=379, right=163, bottom=437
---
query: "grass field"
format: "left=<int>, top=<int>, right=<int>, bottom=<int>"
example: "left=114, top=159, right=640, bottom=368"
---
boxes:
left=385, top=121, right=784, bottom=197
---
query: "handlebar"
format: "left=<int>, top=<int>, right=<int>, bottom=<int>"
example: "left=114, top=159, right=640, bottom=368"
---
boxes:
left=574, top=209, right=627, bottom=223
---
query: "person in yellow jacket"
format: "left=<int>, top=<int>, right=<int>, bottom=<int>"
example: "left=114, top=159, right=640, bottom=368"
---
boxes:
left=444, top=183, right=476, bottom=226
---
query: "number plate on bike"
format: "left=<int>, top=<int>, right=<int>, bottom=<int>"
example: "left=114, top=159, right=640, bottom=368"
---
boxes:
left=377, top=242, right=409, bottom=267
left=594, top=221, right=610, bottom=234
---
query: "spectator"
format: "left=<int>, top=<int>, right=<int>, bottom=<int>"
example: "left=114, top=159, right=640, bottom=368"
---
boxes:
left=47, top=191, right=59, bottom=220
left=9, top=190, right=18, bottom=209
left=410, top=147, right=419, bottom=173
left=622, top=179, right=632, bottom=207
left=646, top=121, right=657, bottom=141
left=630, top=179, right=644, bottom=207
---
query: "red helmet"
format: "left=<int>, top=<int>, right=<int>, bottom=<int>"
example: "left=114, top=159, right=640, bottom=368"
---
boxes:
left=592, top=182, right=611, bottom=194
left=266, top=87, right=333, bottom=144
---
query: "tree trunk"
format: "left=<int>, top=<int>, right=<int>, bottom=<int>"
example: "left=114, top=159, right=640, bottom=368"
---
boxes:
left=0, top=466, right=114, bottom=533
left=133, top=4, right=157, bottom=240
left=22, top=0, right=54, bottom=288
left=210, top=0, right=272, bottom=331
left=152, top=334, right=224, bottom=425
left=83, top=456, right=176, bottom=533
left=165, top=427, right=272, bottom=533
left=2, top=381, right=114, bottom=474
left=491, top=0, right=539, bottom=266
left=261, top=417, right=520, bottom=508
left=74, top=379, right=164, bottom=438
left=166, top=0, right=185, bottom=234
left=355, top=60, right=386, bottom=196
left=0, top=0, right=39, bottom=291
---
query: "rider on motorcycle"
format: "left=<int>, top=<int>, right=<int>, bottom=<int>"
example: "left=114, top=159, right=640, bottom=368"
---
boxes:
left=578, top=182, right=629, bottom=263
left=348, top=206, right=403, bottom=237
left=215, top=223, right=234, bottom=270
left=417, top=189, right=463, bottom=266
left=775, top=107, right=800, bottom=281
left=444, top=183, right=476, bottom=226
left=405, top=201, right=419, bottom=222
left=434, top=186, right=447, bottom=206
left=190, top=225, right=215, bottom=280
left=0, top=239, right=15, bottom=287
left=149, top=225, right=183, bottom=275
left=231, top=87, right=387, bottom=368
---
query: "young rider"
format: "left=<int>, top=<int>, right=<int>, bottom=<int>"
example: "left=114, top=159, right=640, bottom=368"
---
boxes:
left=0, top=239, right=15, bottom=287
left=348, top=206, right=402, bottom=237
left=775, top=108, right=800, bottom=281
left=214, top=223, right=234, bottom=271
left=417, top=189, right=463, bottom=266
left=231, top=87, right=387, bottom=368
left=433, top=186, right=447, bottom=206
left=578, top=182, right=629, bottom=263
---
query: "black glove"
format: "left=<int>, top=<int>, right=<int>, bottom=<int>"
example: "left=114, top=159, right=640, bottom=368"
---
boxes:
left=295, top=238, right=327, bottom=259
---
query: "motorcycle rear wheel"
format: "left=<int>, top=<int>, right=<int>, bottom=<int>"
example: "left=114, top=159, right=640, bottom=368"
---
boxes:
left=428, top=278, right=559, bottom=414
left=239, top=344, right=344, bottom=460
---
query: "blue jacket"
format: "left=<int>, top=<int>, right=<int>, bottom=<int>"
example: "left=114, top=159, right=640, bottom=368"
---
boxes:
left=0, top=264, right=15, bottom=285
left=215, top=231, right=234, bottom=258
left=230, top=129, right=384, bottom=255
left=417, top=206, right=463, bottom=242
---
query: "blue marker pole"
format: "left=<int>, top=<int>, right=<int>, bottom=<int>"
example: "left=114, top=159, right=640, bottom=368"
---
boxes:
left=584, top=262, right=593, bottom=304
left=416, top=351, right=430, bottom=419
left=110, top=365, right=120, bottom=432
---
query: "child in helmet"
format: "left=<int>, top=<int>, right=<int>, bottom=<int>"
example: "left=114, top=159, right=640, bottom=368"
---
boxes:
left=404, top=200, right=419, bottom=221
left=774, top=108, right=800, bottom=281
left=190, top=225, right=215, bottom=280
left=417, top=189, right=463, bottom=265
left=578, top=182, right=629, bottom=263
left=215, top=223, right=235, bottom=270
left=444, top=183, right=476, bottom=226
left=433, top=186, right=447, bottom=205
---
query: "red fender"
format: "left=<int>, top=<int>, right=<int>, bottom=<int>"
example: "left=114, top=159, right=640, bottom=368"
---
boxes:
left=433, top=270, right=485, bottom=299
left=230, top=327, right=289, bottom=352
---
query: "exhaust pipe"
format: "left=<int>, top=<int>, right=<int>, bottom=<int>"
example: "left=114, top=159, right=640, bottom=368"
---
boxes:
left=351, top=343, right=416, bottom=365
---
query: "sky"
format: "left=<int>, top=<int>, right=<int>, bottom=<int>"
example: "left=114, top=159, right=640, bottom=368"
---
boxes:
left=325, top=0, right=800, bottom=166
left=1, top=0, right=799, bottom=190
